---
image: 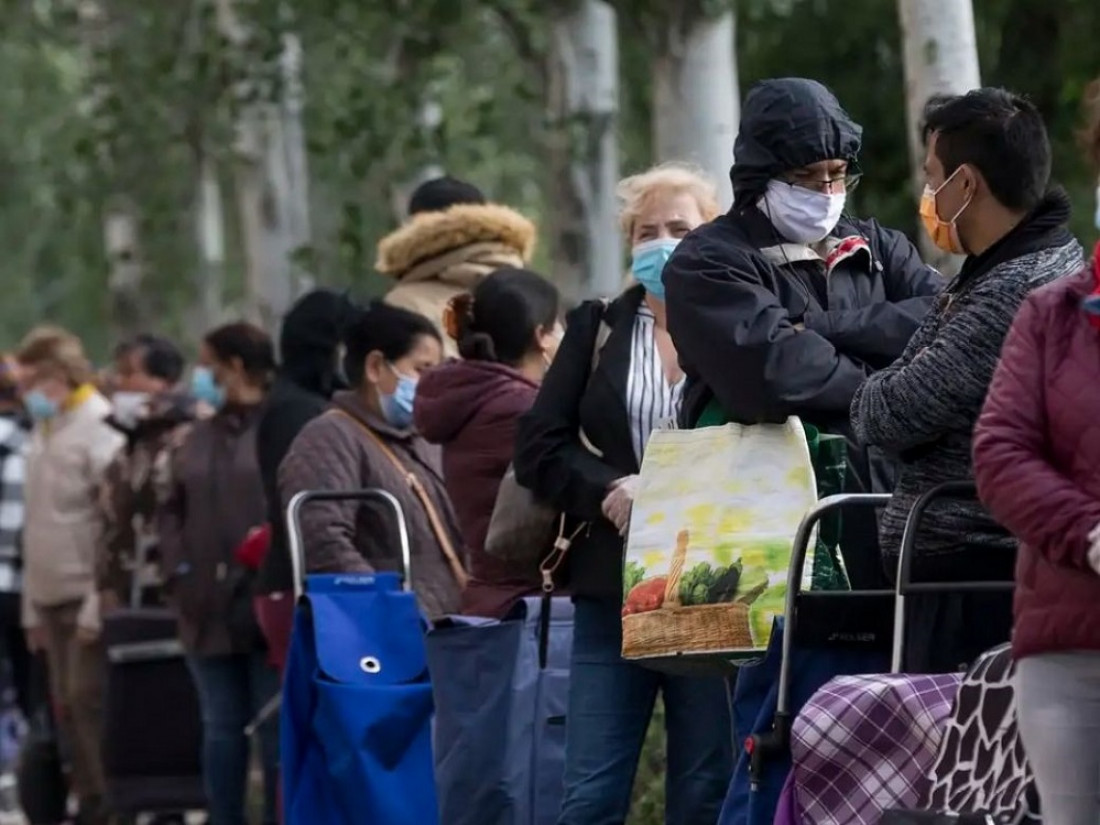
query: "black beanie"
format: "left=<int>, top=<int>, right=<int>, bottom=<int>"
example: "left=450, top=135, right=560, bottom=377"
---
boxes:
left=407, top=176, right=486, bottom=216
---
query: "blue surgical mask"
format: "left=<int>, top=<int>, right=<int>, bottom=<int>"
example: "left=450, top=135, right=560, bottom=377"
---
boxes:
left=190, top=366, right=225, bottom=409
left=379, top=367, right=418, bottom=429
left=24, top=390, right=59, bottom=421
left=631, top=238, right=681, bottom=300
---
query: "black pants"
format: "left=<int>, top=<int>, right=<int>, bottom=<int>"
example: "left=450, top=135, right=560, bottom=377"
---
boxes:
left=893, top=548, right=1016, bottom=674
left=0, top=591, right=31, bottom=718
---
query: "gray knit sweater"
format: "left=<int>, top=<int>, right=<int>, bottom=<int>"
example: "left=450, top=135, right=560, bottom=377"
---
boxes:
left=851, top=236, right=1083, bottom=564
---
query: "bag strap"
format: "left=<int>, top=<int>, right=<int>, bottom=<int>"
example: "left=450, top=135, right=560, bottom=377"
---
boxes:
left=330, top=410, right=469, bottom=588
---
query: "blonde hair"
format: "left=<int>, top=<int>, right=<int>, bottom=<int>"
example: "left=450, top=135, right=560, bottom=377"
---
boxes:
left=617, top=162, right=722, bottom=238
left=16, top=325, right=92, bottom=387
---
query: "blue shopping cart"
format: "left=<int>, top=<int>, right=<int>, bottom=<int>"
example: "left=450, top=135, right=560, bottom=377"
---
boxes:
left=280, top=489, right=438, bottom=825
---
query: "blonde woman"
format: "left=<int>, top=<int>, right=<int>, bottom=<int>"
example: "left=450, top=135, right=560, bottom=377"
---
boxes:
left=17, top=327, right=125, bottom=825
left=514, top=163, right=732, bottom=825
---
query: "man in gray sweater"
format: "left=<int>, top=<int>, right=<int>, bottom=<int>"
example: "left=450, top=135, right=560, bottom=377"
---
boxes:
left=851, top=88, right=1083, bottom=672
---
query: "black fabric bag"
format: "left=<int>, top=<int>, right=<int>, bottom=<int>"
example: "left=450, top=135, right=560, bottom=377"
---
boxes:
left=17, top=656, right=68, bottom=825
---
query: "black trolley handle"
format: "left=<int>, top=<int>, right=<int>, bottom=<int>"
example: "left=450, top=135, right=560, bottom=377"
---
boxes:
left=776, top=493, right=892, bottom=716
left=749, top=493, right=891, bottom=791
left=889, top=480, right=1012, bottom=672
left=285, top=488, right=413, bottom=600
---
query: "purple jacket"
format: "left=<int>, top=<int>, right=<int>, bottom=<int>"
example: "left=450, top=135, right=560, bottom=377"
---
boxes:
left=415, top=360, right=541, bottom=618
left=974, top=252, right=1100, bottom=661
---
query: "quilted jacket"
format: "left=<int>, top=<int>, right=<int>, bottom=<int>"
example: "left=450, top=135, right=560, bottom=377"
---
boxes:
left=278, top=391, right=464, bottom=620
left=415, top=359, right=542, bottom=618
left=973, top=246, right=1100, bottom=660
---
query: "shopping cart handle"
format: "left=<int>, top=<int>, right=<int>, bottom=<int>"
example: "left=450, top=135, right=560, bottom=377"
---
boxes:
left=747, top=712, right=791, bottom=790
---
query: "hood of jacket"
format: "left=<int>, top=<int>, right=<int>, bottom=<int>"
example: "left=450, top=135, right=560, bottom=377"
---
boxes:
left=415, top=359, right=538, bottom=445
left=280, top=289, right=357, bottom=396
left=731, top=77, right=863, bottom=211
left=375, top=203, right=537, bottom=286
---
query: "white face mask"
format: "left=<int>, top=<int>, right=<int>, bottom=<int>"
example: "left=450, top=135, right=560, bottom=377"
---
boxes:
left=111, top=391, right=150, bottom=429
left=759, top=179, right=846, bottom=244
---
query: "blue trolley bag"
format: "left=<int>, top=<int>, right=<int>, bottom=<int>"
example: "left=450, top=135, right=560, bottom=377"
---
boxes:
left=427, top=596, right=573, bottom=825
left=280, top=489, right=438, bottom=825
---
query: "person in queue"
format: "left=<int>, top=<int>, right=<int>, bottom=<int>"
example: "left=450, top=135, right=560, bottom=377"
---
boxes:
left=278, top=303, right=465, bottom=620
left=157, top=323, right=278, bottom=825
left=0, top=356, right=31, bottom=723
left=254, top=289, right=357, bottom=670
left=850, top=89, right=1083, bottom=673
left=970, top=88, right=1100, bottom=825
left=513, top=163, right=732, bottom=825
left=97, top=334, right=196, bottom=613
left=377, top=176, right=538, bottom=356
left=16, top=326, right=125, bottom=825
left=662, top=77, right=943, bottom=589
left=415, top=267, right=562, bottom=618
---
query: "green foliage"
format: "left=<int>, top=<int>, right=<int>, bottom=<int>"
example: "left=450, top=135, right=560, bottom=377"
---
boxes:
left=678, top=560, right=746, bottom=606
left=623, top=560, right=646, bottom=599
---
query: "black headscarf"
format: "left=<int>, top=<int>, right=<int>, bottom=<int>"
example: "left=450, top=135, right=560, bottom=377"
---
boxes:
left=731, top=78, right=863, bottom=211
left=279, top=289, right=358, bottom=397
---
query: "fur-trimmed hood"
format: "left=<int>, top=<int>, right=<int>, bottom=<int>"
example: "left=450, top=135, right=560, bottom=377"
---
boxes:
left=376, top=202, right=537, bottom=284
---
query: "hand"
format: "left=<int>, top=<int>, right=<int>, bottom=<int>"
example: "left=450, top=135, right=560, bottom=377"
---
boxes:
left=601, top=476, right=639, bottom=537
left=76, top=624, right=100, bottom=645
left=99, top=590, right=121, bottom=617
left=25, top=626, right=47, bottom=653
left=1088, top=522, right=1100, bottom=575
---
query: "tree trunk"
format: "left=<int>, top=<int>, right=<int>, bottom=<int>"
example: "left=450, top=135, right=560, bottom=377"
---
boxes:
left=652, top=10, right=740, bottom=209
left=898, top=0, right=981, bottom=272
left=102, top=196, right=146, bottom=340
left=215, top=0, right=312, bottom=330
left=194, top=151, right=226, bottom=332
left=546, top=0, right=622, bottom=303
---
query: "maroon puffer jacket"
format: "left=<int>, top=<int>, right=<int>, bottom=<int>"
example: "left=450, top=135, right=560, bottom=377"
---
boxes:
left=973, top=247, right=1100, bottom=661
left=415, top=359, right=542, bottom=618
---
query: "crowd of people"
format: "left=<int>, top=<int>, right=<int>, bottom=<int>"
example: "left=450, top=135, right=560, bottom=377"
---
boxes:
left=0, top=76, right=1098, bottom=825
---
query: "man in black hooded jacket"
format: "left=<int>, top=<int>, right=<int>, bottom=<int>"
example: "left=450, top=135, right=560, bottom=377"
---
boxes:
left=254, top=290, right=356, bottom=665
left=664, top=77, right=943, bottom=588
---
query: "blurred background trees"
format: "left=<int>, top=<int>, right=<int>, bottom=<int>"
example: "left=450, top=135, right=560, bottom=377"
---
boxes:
left=2, top=0, right=1098, bottom=358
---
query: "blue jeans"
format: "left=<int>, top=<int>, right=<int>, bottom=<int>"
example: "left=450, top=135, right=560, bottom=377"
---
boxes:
left=187, top=653, right=280, bottom=825
left=558, top=598, right=733, bottom=825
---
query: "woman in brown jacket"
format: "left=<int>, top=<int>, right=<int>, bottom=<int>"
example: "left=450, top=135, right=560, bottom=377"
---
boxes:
left=157, top=322, right=278, bottom=825
left=279, top=302, right=466, bottom=620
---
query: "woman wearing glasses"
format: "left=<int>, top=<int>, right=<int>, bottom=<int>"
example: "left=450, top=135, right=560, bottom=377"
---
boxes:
left=663, top=77, right=943, bottom=590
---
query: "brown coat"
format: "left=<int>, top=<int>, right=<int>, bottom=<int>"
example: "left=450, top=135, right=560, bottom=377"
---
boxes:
left=156, top=405, right=267, bottom=655
left=376, top=203, right=536, bottom=356
left=278, top=391, right=464, bottom=620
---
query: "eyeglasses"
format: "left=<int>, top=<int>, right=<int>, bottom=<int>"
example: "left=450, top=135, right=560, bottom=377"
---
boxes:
left=782, top=173, right=863, bottom=194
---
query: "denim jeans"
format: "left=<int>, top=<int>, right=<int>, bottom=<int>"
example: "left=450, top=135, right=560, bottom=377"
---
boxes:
left=187, top=653, right=280, bottom=825
left=558, top=598, right=733, bottom=825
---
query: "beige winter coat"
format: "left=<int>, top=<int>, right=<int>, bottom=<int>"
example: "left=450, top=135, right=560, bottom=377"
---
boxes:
left=23, top=390, right=124, bottom=631
left=376, top=203, right=537, bottom=356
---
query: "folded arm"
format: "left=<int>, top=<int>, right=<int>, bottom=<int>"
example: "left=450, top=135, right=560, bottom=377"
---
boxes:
left=665, top=240, right=870, bottom=423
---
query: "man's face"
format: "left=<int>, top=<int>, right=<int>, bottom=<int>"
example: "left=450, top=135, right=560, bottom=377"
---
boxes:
left=114, top=348, right=166, bottom=394
left=781, top=159, right=852, bottom=195
left=922, top=132, right=972, bottom=223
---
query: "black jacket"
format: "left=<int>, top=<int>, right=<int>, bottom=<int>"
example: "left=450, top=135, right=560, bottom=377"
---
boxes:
left=514, top=287, right=644, bottom=602
left=255, top=290, right=356, bottom=594
left=666, top=207, right=943, bottom=434
left=663, top=78, right=943, bottom=589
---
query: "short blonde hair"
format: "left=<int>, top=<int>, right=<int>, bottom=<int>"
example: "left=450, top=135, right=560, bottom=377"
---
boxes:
left=16, top=325, right=92, bottom=387
left=617, top=162, right=722, bottom=238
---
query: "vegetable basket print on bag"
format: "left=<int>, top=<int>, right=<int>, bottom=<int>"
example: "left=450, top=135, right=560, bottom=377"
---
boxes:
left=621, top=420, right=819, bottom=662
